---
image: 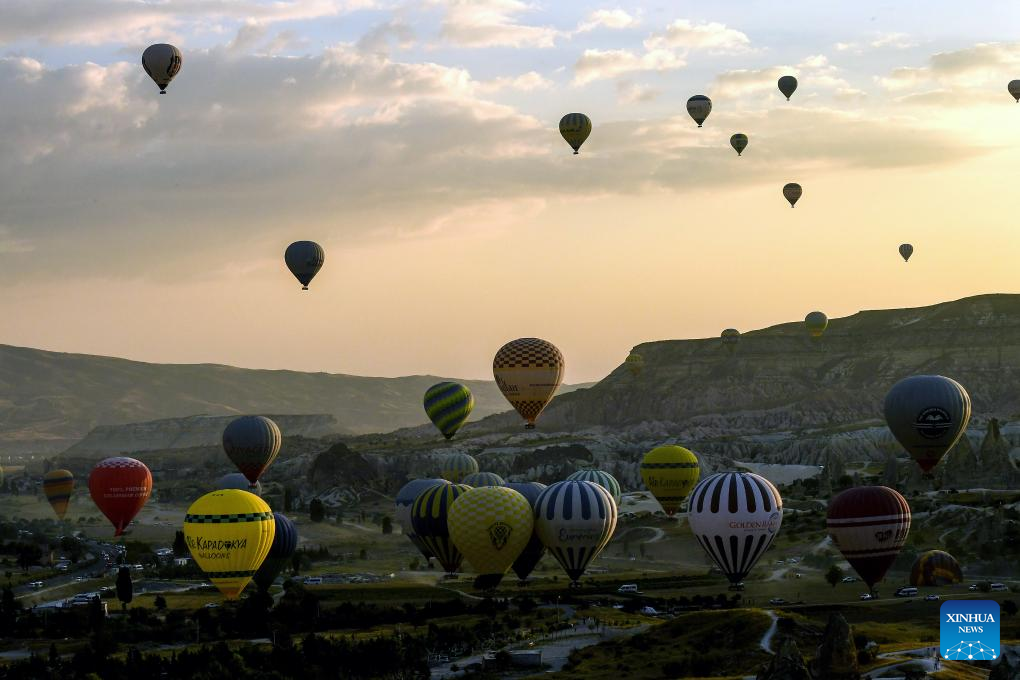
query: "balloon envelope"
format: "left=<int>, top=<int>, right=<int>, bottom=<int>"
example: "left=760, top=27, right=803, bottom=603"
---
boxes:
left=506, top=482, right=547, bottom=581
left=883, top=375, right=971, bottom=473
left=559, top=113, right=592, bottom=153
left=89, top=457, right=152, bottom=536
left=284, top=241, right=325, bottom=290
left=252, top=513, right=298, bottom=592
left=1010, top=80, right=1020, bottom=102
left=411, top=483, right=472, bottom=574
left=216, top=473, right=262, bottom=496
left=43, top=470, right=75, bottom=520
left=448, top=487, right=534, bottom=589
left=222, top=416, right=282, bottom=485
left=440, top=453, right=478, bottom=483
left=783, top=183, right=802, bottom=207
left=827, top=485, right=910, bottom=589
left=535, top=480, right=617, bottom=583
left=640, top=446, right=700, bottom=516
left=899, top=244, right=913, bottom=262
left=778, top=75, right=798, bottom=100
left=910, top=550, right=963, bottom=587
left=730, top=134, right=748, bottom=156
left=567, top=469, right=621, bottom=506
left=396, top=479, right=447, bottom=560
left=424, top=382, right=474, bottom=440
left=625, top=353, right=644, bottom=377
left=805, top=311, right=828, bottom=337
left=687, top=95, right=712, bottom=127
left=493, top=338, right=565, bottom=429
left=184, top=490, right=275, bottom=599
left=461, top=472, right=506, bottom=488
left=688, top=472, right=782, bottom=585
left=142, top=44, right=182, bottom=93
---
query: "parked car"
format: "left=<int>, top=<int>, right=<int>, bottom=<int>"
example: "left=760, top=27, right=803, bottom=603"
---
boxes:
left=617, top=584, right=640, bottom=594
left=860, top=593, right=874, bottom=600
left=992, top=583, right=1009, bottom=592
left=894, top=586, right=918, bottom=597
left=768, top=598, right=787, bottom=606
left=841, top=576, right=857, bottom=583
left=969, top=584, right=979, bottom=591
left=925, top=594, right=940, bottom=601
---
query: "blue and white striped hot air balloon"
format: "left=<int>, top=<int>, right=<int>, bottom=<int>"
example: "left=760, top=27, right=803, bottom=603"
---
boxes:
left=534, top=480, right=617, bottom=585
left=687, top=472, right=783, bottom=587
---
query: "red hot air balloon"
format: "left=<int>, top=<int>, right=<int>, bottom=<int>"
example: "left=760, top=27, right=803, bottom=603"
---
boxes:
left=89, top=457, right=153, bottom=536
left=826, top=486, right=910, bottom=592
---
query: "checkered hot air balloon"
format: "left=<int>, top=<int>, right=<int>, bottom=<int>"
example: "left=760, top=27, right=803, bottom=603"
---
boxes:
left=423, top=382, right=474, bottom=440
left=493, top=338, right=564, bottom=430
left=448, top=486, right=534, bottom=589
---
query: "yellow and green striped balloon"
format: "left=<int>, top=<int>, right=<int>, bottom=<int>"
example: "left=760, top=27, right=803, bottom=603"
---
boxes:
left=424, top=382, right=474, bottom=440
left=441, top=453, right=479, bottom=483
left=559, top=113, right=592, bottom=154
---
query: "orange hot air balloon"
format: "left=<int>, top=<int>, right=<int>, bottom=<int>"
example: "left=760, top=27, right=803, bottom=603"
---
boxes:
left=89, top=457, right=153, bottom=536
left=43, top=469, right=75, bottom=520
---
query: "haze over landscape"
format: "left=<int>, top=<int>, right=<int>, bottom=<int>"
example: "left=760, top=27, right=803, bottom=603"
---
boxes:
left=6, top=2, right=1020, bottom=679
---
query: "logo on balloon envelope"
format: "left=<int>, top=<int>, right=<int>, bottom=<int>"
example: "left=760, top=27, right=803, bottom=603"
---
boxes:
left=914, top=407, right=953, bottom=439
left=487, top=522, right=512, bottom=550
left=940, top=600, right=999, bottom=661
left=728, top=512, right=781, bottom=534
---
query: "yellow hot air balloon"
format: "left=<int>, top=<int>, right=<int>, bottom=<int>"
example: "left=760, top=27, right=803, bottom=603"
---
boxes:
left=448, top=486, right=534, bottom=589
left=640, top=446, right=700, bottom=516
left=805, top=311, right=828, bottom=338
left=625, top=353, right=644, bottom=377
left=183, top=490, right=275, bottom=599
left=493, top=338, right=565, bottom=429
left=43, top=469, right=75, bottom=520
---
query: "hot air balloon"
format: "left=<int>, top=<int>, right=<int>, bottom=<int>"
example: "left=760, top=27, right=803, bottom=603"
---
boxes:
left=222, top=416, right=282, bottom=485
left=567, top=469, right=621, bottom=506
left=534, top=480, right=617, bottom=585
left=625, top=353, right=644, bottom=377
left=184, top=490, right=275, bottom=599
left=826, top=486, right=910, bottom=591
left=783, top=183, right=802, bottom=207
left=462, top=472, right=506, bottom=488
left=899, top=244, right=913, bottom=262
left=884, top=375, right=971, bottom=474
left=506, top=482, right=547, bottom=582
left=778, top=75, right=798, bottom=100
left=559, top=113, right=592, bottom=154
left=448, top=486, right=534, bottom=589
left=284, top=241, right=325, bottom=290
left=1009, top=80, right=1020, bottom=102
left=730, top=134, right=748, bottom=156
left=216, top=472, right=262, bottom=495
left=89, top=457, right=152, bottom=536
left=493, top=338, right=565, bottom=429
left=910, top=550, right=963, bottom=587
left=688, top=472, right=782, bottom=587
left=805, top=311, right=828, bottom=338
left=411, top=483, right=472, bottom=575
left=721, top=328, right=741, bottom=352
left=424, top=382, right=474, bottom=440
left=142, top=44, right=182, bottom=94
left=640, top=446, right=700, bottom=516
left=252, top=513, right=298, bottom=592
left=440, top=453, right=478, bottom=483
left=396, top=479, right=447, bottom=560
left=687, top=95, right=712, bottom=127
left=43, top=470, right=75, bottom=520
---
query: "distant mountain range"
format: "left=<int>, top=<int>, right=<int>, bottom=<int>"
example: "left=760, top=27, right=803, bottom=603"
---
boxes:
left=0, top=344, right=591, bottom=455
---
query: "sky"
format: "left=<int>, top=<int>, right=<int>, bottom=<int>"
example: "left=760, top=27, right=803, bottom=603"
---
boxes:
left=2, top=1, right=1020, bottom=383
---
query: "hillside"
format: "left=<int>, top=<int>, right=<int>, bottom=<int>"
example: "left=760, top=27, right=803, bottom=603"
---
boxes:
left=0, top=344, right=588, bottom=455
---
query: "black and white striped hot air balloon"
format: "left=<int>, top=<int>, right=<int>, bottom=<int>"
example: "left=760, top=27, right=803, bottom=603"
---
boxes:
left=534, top=480, right=617, bottom=585
left=688, top=472, right=783, bottom=587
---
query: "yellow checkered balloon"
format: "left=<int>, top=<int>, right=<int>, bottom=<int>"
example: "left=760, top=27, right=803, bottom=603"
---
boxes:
left=448, top=486, right=533, bottom=589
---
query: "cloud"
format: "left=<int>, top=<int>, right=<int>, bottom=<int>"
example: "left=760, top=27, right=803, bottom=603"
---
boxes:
left=616, top=80, right=660, bottom=104
left=437, top=0, right=558, bottom=48
left=878, top=42, right=1020, bottom=92
left=357, top=19, right=415, bottom=55
left=0, top=227, right=33, bottom=254
left=0, top=0, right=371, bottom=46
left=478, top=70, right=552, bottom=93
left=836, top=32, right=917, bottom=54
left=711, top=55, right=849, bottom=98
left=644, top=19, right=750, bottom=53
left=576, top=9, right=639, bottom=33
left=573, top=47, right=684, bottom=85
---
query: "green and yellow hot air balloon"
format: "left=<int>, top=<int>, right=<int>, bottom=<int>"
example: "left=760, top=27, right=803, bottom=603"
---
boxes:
left=183, top=490, right=275, bottom=599
left=805, top=311, right=828, bottom=338
left=424, top=382, right=474, bottom=440
left=640, top=446, right=700, bottom=516
left=625, top=353, right=644, bottom=377
left=440, top=452, right=479, bottom=483
left=448, top=486, right=533, bottom=589
left=43, top=469, right=75, bottom=520
left=559, top=113, right=592, bottom=154
left=411, top=482, right=472, bottom=575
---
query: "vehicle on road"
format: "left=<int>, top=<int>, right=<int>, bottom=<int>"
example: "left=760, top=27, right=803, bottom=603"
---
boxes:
left=617, top=584, right=640, bottom=594
left=769, top=598, right=786, bottom=605
left=841, top=576, right=858, bottom=583
left=925, top=594, right=940, bottom=601
left=969, top=584, right=979, bottom=591
left=639, top=606, right=659, bottom=615
left=894, top=586, right=918, bottom=597
left=860, top=593, right=874, bottom=600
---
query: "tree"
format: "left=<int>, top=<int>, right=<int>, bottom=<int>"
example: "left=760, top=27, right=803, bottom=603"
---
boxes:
left=1004, top=600, right=1018, bottom=617
left=825, top=565, right=843, bottom=588
left=16, top=543, right=42, bottom=572
left=309, top=499, right=325, bottom=523
left=116, top=567, right=133, bottom=611
left=284, top=486, right=294, bottom=512
left=172, top=531, right=188, bottom=557
left=1, top=585, right=20, bottom=615
left=153, top=595, right=167, bottom=611
left=381, top=517, right=393, bottom=535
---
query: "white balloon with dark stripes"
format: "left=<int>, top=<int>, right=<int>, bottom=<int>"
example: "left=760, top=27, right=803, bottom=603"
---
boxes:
left=687, top=472, right=783, bottom=586
left=534, top=480, right=617, bottom=585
